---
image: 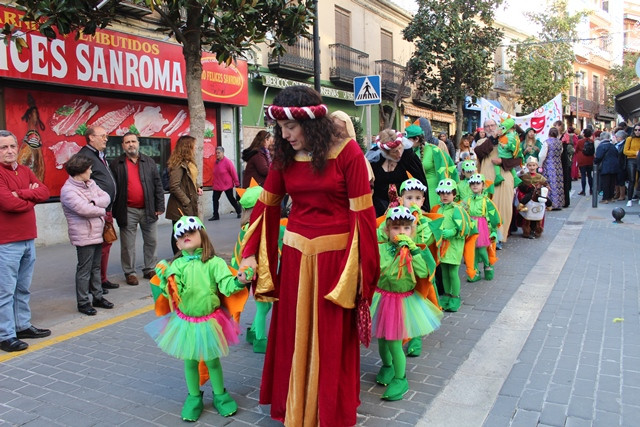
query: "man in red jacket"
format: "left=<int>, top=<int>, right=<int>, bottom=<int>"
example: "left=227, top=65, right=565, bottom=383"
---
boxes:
left=0, top=130, right=51, bottom=352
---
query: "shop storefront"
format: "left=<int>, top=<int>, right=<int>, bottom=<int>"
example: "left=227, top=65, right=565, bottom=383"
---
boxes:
left=0, top=5, right=248, bottom=245
left=402, top=101, right=455, bottom=138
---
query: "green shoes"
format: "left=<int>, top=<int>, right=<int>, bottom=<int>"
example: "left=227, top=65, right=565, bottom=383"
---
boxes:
left=253, top=338, right=267, bottom=354
left=181, top=392, right=204, bottom=422
left=439, top=294, right=450, bottom=311
left=484, top=266, right=494, bottom=281
left=494, top=173, right=505, bottom=186
left=246, top=327, right=255, bottom=344
left=406, top=337, right=422, bottom=357
left=382, top=377, right=409, bottom=401
left=376, top=365, right=395, bottom=386
left=213, top=389, right=238, bottom=417
left=467, top=270, right=482, bottom=283
left=444, top=296, right=461, bottom=312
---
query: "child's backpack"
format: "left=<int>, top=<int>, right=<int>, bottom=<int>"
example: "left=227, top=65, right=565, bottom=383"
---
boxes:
left=582, top=140, right=595, bottom=156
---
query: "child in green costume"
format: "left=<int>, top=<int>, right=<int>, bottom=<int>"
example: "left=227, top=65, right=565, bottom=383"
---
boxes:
left=233, top=182, right=274, bottom=354
left=371, top=206, right=443, bottom=401
left=495, top=118, right=523, bottom=187
left=432, top=179, right=473, bottom=312
left=398, top=178, right=443, bottom=357
left=462, top=174, right=502, bottom=282
left=456, top=159, right=477, bottom=202
left=145, top=216, right=249, bottom=421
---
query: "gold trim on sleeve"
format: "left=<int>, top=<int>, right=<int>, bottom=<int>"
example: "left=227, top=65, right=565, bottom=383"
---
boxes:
left=259, top=189, right=284, bottom=207
left=325, top=220, right=360, bottom=309
left=349, top=194, right=373, bottom=212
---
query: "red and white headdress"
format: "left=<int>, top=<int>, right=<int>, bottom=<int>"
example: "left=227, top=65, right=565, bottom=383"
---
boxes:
left=266, top=104, right=329, bottom=121
left=375, top=130, right=403, bottom=151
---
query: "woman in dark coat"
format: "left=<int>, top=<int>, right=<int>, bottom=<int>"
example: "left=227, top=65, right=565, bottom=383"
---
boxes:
left=369, top=129, right=428, bottom=216
left=242, top=130, right=273, bottom=187
left=166, top=135, right=202, bottom=253
left=594, top=132, right=620, bottom=204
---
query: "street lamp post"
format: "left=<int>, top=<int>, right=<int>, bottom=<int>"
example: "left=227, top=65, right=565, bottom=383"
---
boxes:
left=574, top=71, right=582, bottom=129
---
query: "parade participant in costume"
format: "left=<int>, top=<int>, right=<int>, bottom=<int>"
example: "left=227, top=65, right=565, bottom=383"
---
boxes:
left=416, top=123, right=458, bottom=209
left=371, top=206, right=442, bottom=401
left=232, top=179, right=275, bottom=354
left=370, top=129, right=427, bottom=216
left=463, top=174, right=501, bottom=281
left=398, top=178, right=443, bottom=358
left=145, top=216, right=248, bottom=421
left=521, top=127, right=543, bottom=162
left=238, top=86, right=379, bottom=427
left=517, top=157, right=552, bottom=238
left=495, top=118, right=522, bottom=186
left=432, top=179, right=472, bottom=312
left=456, top=160, right=477, bottom=201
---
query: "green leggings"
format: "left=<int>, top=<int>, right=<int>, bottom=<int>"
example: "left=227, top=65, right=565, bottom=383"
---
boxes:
left=475, top=247, right=489, bottom=270
left=441, top=263, right=460, bottom=297
left=184, top=358, right=225, bottom=396
left=378, top=339, right=405, bottom=379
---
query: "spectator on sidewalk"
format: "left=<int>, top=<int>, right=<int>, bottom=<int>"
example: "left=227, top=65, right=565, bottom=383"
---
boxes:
left=438, top=132, right=456, bottom=160
left=0, top=130, right=51, bottom=352
left=110, top=132, right=165, bottom=286
left=209, top=146, right=241, bottom=221
left=575, top=128, right=595, bottom=196
left=542, top=127, right=565, bottom=210
left=594, top=132, right=619, bottom=204
left=555, top=121, right=573, bottom=208
left=166, top=135, right=202, bottom=254
left=78, top=126, right=118, bottom=293
left=241, top=130, right=273, bottom=187
left=60, top=154, right=114, bottom=316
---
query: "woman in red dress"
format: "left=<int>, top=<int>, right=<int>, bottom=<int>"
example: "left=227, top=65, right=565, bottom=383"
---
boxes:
left=238, top=86, right=379, bottom=426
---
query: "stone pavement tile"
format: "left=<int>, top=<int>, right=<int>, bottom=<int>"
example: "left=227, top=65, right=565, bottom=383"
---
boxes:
left=0, top=408, right=39, bottom=425
left=620, top=385, right=640, bottom=406
left=564, top=416, right=593, bottom=427
left=624, top=370, right=640, bottom=387
left=510, top=408, right=540, bottom=426
left=597, top=375, right=620, bottom=394
left=488, top=395, right=518, bottom=418
left=539, top=402, right=567, bottom=426
left=362, top=416, right=414, bottom=426
left=527, top=373, right=552, bottom=391
left=551, top=368, right=575, bottom=386
left=594, top=409, right=620, bottom=426
left=567, top=395, right=595, bottom=420
left=498, top=375, right=528, bottom=397
left=622, top=404, right=640, bottom=426
left=0, top=389, right=20, bottom=405
left=594, top=390, right=621, bottom=414
left=575, top=364, right=598, bottom=381
left=572, top=378, right=596, bottom=397
left=518, top=388, right=544, bottom=412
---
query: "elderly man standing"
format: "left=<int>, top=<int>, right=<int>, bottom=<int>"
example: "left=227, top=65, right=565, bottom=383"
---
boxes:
left=0, top=130, right=51, bottom=352
left=110, top=132, right=165, bottom=285
left=78, top=126, right=117, bottom=294
left=474, top=119, right=520, bottom=249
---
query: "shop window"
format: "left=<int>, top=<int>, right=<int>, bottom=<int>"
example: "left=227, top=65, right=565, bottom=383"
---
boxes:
left=105, top=136, right=171, bottom=179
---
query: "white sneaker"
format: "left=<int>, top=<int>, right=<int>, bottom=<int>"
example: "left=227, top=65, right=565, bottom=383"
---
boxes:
left=627, top=200, right=633, bottom=207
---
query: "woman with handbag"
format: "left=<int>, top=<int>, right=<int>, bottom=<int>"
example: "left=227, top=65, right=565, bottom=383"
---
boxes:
left=60, top=154, right=114, bottom=315
left=165, top=135, right=203, bottom=254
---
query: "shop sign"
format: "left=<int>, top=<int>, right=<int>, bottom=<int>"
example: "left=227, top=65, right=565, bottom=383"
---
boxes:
left=261, top=74, right=353, bottom=101
left=0, top=5, right=248, bottom=105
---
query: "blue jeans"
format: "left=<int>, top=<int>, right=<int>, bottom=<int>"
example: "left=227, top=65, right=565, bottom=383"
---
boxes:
left=0, top=240, right=36, bottom=340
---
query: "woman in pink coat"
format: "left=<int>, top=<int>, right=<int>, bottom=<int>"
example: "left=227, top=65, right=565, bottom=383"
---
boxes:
left=60, top=154, right=113, bottom=316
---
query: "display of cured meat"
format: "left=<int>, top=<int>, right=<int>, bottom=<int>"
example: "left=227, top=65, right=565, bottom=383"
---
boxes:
left=203, top=142, right=216, bottom=158
left=50, top=99, right=99, bottom=136
left=134, top=106, right=169, bottom=136
left=91, top=104, right=136, bottom=134
left=162, top=109, right=187, bottom=136
left=48, top=141, right=82, bottom=169
left=182, top=119, right=215, bottom=136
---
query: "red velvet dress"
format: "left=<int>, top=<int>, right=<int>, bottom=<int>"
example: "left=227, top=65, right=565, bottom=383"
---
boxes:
left=242, top=139, right=379, bottom=426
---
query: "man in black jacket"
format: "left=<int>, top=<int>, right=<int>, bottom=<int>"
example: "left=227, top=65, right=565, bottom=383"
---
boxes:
left=78, top=126, right=118, bottom=298
left=110, top=132, right=164, bottom=285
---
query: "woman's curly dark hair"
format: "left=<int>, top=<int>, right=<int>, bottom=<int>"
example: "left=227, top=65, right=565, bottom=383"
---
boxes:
left=271, top=86, right=337, bottom=172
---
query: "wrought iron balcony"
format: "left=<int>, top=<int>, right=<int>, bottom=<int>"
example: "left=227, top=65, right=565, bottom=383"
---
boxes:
left=494, top=69, right=512, bottom=91
left=374, top=60, right=410, bottom=98
left=268, top=37, right=314, bottom=77
left=329, top=44, right=370, bottom=87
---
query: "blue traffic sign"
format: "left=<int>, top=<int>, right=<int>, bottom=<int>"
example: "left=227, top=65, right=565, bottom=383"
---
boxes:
left=353, top=75, right=381, bottom=106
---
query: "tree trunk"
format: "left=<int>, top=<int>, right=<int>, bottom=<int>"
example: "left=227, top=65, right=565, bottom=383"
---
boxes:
left=183, top=5, right=206, bottom=217
left=455, top=97, right=464, bottom=150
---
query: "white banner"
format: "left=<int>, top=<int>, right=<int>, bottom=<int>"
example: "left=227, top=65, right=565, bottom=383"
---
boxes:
left=479, top=94, right=563, bottom=138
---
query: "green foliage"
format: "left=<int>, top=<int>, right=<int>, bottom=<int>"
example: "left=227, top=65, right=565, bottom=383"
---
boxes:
left=508, top=0, right=588, bottom=113
left=605, top=52, right=640, bottom=107
left=403, top=0, right=504, bottom=110
left=351, top=116, right=366, bottom=153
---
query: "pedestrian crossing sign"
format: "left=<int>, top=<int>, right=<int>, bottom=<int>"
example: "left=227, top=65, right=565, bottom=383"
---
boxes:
left=353, top=75, right=381, bottom=106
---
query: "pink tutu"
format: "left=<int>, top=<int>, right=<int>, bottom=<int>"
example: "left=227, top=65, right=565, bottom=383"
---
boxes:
left=473, top=216, right=491, bottom=247
left=145, top=307, right=240, bottom=360
left=370, top=288, right=442, bottom=341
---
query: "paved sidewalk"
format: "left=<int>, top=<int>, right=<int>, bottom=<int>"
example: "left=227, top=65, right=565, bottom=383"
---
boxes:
left=0, top=186, right=636, bottom=426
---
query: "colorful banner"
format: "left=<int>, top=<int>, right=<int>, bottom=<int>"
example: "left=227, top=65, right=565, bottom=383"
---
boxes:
left=0, top=5, right=248, bottom=105
left=4, top=87, right=218, bottom=196
left=480, top=94, right=563, bottom=137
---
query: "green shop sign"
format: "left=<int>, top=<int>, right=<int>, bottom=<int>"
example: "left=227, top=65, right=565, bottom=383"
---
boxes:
left=261, top=75, right=354, bottom=101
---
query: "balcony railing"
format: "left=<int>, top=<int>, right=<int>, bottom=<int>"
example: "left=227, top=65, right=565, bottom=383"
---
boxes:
left=329, top=44, right=369, bottom=87
left=374, top=60, right=410, bottom=98
left=268, top=37, right=314, bottom=77
left=494, top=69, right=512, bottom=91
